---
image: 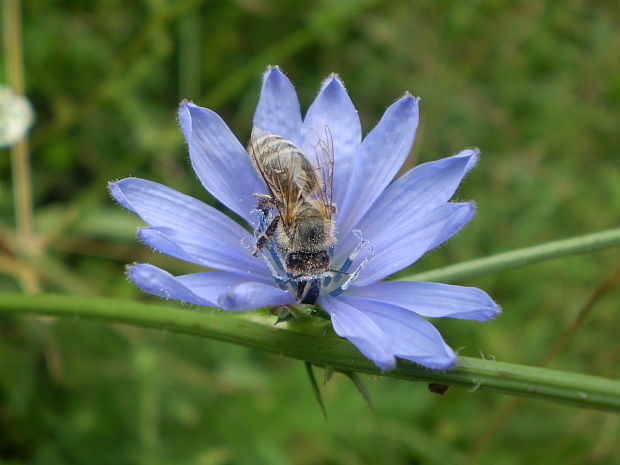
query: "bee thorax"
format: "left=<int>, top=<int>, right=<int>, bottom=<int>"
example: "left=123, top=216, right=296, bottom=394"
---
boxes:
left=283, top=206, right=333, bottom=251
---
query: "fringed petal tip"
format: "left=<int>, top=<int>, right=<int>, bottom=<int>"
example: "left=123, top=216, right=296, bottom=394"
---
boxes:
left=178, top=100, right=212, bottom=128
left=135, top=227, right=171, bottom=254
left=108, top=177, right=139, bottom=213
left=254, top=65, right=301, bottom=143
left=484, top=301, right=502, bottom=321
left=345, top=280, right=499, bottom=323
left=320, top=73, right=345, bottom=92
left=461, top=288, right=502, bottom=322
left=124, top=263, right=208, bottom=304
left=454, top=147, right=480, bottom=173
left=399, top=91, right=421, bottom=105
left=336, top=90, right=421, bottom=235
left=177, top=98, right=195, bottom=118
left=177, top=100, right=193, bottom=141
left=263, top=64, right=284, bottom=78
left=178, top=98, right=267, bottom=223
left=109, top=177, right=176, bottom=215
left=385, top=93, right=420, bottom=122
left=178, top=100, right=214, bottom=142
left=261, top=65, right=294, bottom=88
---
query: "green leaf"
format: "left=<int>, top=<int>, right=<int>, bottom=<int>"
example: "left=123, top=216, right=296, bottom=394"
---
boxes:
left=323, top=365, right=335, bottom=385
left=342, top=371, right=374, bottom=410
left=305, top=362, right=327, bottom=419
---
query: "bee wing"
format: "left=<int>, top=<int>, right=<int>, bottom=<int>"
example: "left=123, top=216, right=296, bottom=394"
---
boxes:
left=249, top=128, right=306, bottom=231
left=309, top=125, right=335, bottom=219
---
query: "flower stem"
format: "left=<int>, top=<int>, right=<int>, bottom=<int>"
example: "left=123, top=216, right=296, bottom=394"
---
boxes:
left=403, top=228, right=620, bottom=283
left=3, top=0, right=34, bottom=242
left=1, top=292, right=619, bottom=412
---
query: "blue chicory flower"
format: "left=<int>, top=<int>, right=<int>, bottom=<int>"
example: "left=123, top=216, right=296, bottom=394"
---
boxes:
left=109, top=66, right=500, bottom=371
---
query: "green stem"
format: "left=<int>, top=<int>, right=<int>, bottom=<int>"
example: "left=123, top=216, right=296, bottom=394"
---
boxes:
left=1, top=293, right=619, bottom=412
left=3, top=0, right=34, bottom=242
left=403, top=228, right=620, bottom=283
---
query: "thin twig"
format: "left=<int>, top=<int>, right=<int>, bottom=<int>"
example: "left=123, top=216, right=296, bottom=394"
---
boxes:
left=3, top=0, right=34, bottom=244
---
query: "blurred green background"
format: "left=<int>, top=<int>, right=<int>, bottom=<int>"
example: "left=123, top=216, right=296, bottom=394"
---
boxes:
left=1, top=0, right=620, bottom=464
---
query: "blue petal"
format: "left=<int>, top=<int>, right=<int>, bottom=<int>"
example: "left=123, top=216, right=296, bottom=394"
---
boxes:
left=215, top=282, right=295, bottom=310
left=109, top=178, right=251, bottom=256
left=299, top=74, right=361, bottom=211
left=128, top=264, right=292, bottom=310
left=128, top=263, right=213, bottom=306
left=340, top=297, right=457, bottom=369
left=345, top=281, right=501, bottom=320
left=337, top=94, right=419, bottom=237
left=137, top=226, right=269, bottom=278
left=334, top=149, right=478, bottom=266
left=428, top=201, right=476, bottom=250
left=352, top=202, right=475, bottom=286
left=356, top=149, right=478, bottom=239
left=178, top=272, right=295, bottom=310
left=253, top=66, right=302, bottom=144
left=320, top=294, right=396, bottom=370
left=178, top=101, right=266, bottom=224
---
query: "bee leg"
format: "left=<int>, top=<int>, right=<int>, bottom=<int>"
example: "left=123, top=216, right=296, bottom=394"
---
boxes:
left=327, top=269, right=350, bottom=276
left=254, top=194, right=273, bottom=217
left=300, top=278, right=321, bottom=305
left=295, top=280, right=307, bottom=302
left=253, top=215, right=279, bottom=257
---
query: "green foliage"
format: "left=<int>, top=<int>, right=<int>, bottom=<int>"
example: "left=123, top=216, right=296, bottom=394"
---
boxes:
left=1, top=0, right=620, bottom=464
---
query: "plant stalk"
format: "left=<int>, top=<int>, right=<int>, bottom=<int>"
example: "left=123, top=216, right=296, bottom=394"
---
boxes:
left=1, top=292, right=619, bottom=412
left=403, top=228, right=620, bottom=283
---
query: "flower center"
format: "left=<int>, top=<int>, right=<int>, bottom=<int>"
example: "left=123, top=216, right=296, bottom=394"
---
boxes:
left=245, top=207, right=372, bottom=304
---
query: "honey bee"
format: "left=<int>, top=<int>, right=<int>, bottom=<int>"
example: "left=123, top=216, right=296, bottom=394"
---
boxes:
left=248, top=127, right=337, bottom=301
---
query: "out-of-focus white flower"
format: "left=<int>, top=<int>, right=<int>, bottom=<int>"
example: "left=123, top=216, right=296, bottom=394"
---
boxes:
left=0, top=85, right=34, bottom=147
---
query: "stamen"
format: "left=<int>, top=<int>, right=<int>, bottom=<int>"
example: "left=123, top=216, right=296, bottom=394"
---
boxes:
left=329, top=257, right=369, bottom=296
left=256, top=242, right=291, bottom=290
left=240, top=235, right=254, bottom=250
left=250, top=207, right=291, bottom=289
left=250, top=205, right=373, bottom=300
left=328, top=229, right=373, bottom=297
left=339, top=229, right=371, bottom=275
left=251, top=207, right=270, bottom=234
